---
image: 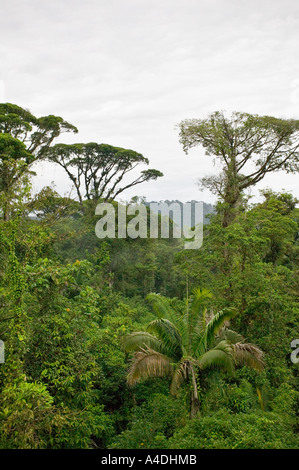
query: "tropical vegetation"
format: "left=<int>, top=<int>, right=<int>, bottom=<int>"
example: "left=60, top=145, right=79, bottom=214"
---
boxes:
left=0, top=103, right=298, bottom=449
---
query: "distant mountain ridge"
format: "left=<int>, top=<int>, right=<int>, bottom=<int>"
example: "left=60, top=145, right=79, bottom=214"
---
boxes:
left=145, top=200, right=215, bottom=227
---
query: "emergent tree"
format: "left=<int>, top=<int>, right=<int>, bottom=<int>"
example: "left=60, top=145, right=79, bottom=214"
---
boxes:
left=0, top=103, right=78, bottom=220
left=178, top=111, right=299, bottom=226
left=46, top=142, right=163, bottom=205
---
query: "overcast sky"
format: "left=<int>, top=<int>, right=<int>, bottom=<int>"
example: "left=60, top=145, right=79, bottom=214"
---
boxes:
left=1, top=0, right=299, bottom=203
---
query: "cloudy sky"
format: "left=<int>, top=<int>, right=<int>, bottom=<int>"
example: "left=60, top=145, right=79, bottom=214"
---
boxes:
left=1, top=0, right=299, bottom=203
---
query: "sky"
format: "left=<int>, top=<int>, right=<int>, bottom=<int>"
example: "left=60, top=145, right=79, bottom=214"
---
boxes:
left=1, top=0, right=299, bottom=204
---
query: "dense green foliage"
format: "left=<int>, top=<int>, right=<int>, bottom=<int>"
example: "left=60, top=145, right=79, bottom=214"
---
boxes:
left=0, top=104, right=298, bottom=449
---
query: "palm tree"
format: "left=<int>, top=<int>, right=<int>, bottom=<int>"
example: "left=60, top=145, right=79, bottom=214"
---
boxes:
left=123, top=289, right=264, bottom=418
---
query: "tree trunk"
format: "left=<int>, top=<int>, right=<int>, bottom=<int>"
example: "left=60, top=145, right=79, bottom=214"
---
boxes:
left=190, top=364, right=200, bottom=418
left=3, top=201, right=10, bottom=221
left=222, top=166, right=241, bottom=228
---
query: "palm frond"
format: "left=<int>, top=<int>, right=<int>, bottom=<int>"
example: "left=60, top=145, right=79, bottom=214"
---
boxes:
left=127, top=348, right=173, bottom=386
left=186, top=289, right=213, bottom=346
left=123, top=331, right=162, bottom=353
left=170, top=359, right=189, bottom=395
left=198, top=340, right=235, bottom=375
left=217, top=328, right=244, bottom=344
left=233, top=342, right=265, bottom=372
left=189, top=288, right=212, bottom=316
left=146, top=292, right=185, bottom=327
left=146, top=293, right=176, bottom=319
left=194, top=307, right=237, bottom=356
left=147, top=318, right=183, bottom=360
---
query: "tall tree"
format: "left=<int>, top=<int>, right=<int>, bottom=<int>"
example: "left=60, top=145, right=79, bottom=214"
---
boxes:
left=46, top=142, right=163, bottom=205
left=0, top=103, right=78, bottom=158
left=0, top=103, right=78, bottom=220
left=178, top=111, right=299, bottom=226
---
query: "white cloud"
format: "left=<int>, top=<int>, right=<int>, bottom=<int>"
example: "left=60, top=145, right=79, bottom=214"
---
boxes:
left=1, top=0, right=299, bottom=203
